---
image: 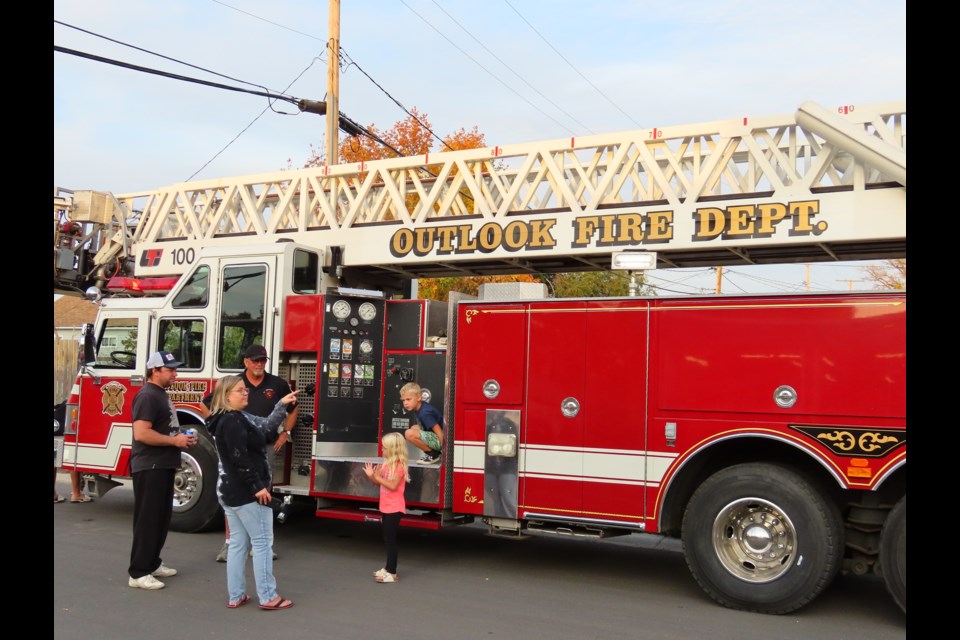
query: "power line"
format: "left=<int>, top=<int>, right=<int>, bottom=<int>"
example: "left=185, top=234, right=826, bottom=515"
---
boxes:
left=399, top=0, right=578, bottom=136
left=54, top=19, right=398, bottom=171
left=340, top=49, right=453, bottom=153
left=211, top=0, right=325, bottom=42
left=53, top=47, right=400, bottom=174
left=428, top=0, right=594, bottom=135
left=503, top=0, right=642, bottom=128
left=55, top=45, right=304, bottom=110
left=205, top=1, right=447, bottom=155
left=187, top=54, right=326, bottom=181
left=55, top=19, right=277, bottom=100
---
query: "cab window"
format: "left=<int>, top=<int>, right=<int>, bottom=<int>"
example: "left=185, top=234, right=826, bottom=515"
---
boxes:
left=172, top=265, right=209, bottom=308
left=158, top=318, right=205, bottom=370
left=95, top=318, right=138, bottom=369
left=293, top=249, right=319, bottom=294
left=218, top=264, right=266, bottom=369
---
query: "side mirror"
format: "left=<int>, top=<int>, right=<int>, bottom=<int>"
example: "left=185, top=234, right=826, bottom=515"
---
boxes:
left=80, top=322, right=96, bottom=366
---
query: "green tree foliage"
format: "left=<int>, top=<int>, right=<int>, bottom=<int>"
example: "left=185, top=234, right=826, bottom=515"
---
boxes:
left=417, top=274, right=540, bottom=302
left=417, top=270, right=651, bottom=301
left=547, top=271, right=650, bottom=298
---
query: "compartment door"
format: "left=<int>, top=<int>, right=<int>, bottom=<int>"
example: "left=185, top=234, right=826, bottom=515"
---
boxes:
left=522, top=302, right=586, bottom=517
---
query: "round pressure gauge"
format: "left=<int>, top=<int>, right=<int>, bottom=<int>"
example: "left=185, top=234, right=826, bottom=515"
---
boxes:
left=350, top=317, right=359, bottom=327
left=358, top=302, right=377, bottom=321
left=359, top=339, right=373, bottom=354
left=331, top=299, right=351, bottom=320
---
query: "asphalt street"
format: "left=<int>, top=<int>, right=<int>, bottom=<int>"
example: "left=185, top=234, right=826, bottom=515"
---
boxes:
left=54, top=473, right=906, bottom=640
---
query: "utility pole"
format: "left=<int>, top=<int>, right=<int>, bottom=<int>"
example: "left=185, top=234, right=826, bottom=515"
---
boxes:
left=326, top=0, right=341, bottom=166
left=805, top=263, right=811, bottom=291
left=715, top=266, right=723, bottom=293
left=838, top=279, right=866, bottom=291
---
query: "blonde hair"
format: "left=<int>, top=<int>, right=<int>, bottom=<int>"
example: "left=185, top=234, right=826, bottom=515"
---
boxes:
left=381, top=432, right=411, bottom=482
left=210, top=374, right=245, bottom=414
left=399, top=382, right=421, bottom=398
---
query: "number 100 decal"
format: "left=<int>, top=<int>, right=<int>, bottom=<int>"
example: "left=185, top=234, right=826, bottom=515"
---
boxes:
left=172, top=248, right=195, bottom=265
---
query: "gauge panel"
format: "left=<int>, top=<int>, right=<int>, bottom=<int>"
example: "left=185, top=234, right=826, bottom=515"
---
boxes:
left=331, top=299, right=352, bottom=320
left=318, top=295, right=387, bottom=445
left=358, top=302, right=377, bottom=321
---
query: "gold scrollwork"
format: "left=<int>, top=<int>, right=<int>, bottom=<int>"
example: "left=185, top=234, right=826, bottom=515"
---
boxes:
left=463, top=486, right=480, bottom=503
left=794, top=424, right=904, bottom=458
left=817, top=430, right=856, bottom=451
left=858, top=432, right=899, bottom=453
left=465, top=309, right=478, bottom=325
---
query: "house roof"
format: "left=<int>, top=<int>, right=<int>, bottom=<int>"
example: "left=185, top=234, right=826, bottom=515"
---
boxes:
left=54, top=295, right=98, bottom=328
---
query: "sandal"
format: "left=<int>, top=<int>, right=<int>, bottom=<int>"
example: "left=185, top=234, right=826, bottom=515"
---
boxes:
left=70, top=495, right=93, bottom=503
left=259, top=596, right=293, bottom=610
left=373, top=568, right=388, bottom=578
left=375, top=572, right=398, bottom=583
left=54, top=495, right=65, bottom=503
left=227, top=594, right=250, bottom=608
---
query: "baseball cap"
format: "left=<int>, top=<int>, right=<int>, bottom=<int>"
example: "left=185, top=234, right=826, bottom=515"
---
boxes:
left=243, top=344, right=269, bottom=361
left=146, top=351, right=182, bottom=369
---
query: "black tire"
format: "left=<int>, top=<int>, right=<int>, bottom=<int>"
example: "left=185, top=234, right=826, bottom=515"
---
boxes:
left=170, top=429, right=223, bottom=533
left=880, top=496, right=906, bottom=613
left=681, top=463, right=843, bottom=614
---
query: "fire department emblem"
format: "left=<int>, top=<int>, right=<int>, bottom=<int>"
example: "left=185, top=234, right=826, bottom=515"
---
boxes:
left=101, top=381, right=126, bottom=416
left=263, top=389, right=276, bottom=399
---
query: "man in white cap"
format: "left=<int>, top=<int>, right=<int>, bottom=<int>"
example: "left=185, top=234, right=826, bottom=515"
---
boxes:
left=127, top=351, right=198, bottom=590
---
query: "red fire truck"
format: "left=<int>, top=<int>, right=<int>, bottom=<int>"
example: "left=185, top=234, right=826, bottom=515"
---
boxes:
left=53, top=101, right=906, bottom=615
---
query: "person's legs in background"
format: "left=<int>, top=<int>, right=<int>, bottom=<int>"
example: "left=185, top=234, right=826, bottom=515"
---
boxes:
left=70, top=470, right=93, bottom=503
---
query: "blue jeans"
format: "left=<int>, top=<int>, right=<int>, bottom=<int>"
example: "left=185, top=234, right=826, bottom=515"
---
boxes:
left=223, top=501, right=277, bottom=605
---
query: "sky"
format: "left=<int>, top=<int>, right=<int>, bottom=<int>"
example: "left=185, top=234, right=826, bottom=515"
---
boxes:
left=53, top=0, right=906, bottom=295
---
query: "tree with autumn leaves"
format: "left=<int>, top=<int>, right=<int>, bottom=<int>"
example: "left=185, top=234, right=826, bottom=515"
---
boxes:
left=303, top=107, right=481, bottom=166
left=861, top=259, right=905, bottom=290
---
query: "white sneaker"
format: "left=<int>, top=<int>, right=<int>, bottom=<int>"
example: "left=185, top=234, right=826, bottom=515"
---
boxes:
left=129, top=574, right=165, bottom=590
left=416, top=451, right=441, bottom=465
left=152, top=563, right=177, bottom=578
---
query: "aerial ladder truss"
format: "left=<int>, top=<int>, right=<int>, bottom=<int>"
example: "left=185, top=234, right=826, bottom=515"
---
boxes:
left=54, top=100, right=905, bottom=290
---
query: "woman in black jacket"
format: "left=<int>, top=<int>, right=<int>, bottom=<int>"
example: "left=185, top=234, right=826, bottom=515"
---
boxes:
left=207, top=374, right=298, bottom=610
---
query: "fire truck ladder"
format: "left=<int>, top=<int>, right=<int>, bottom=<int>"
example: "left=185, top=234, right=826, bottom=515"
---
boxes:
left=60, top=100, right=905, bottom=283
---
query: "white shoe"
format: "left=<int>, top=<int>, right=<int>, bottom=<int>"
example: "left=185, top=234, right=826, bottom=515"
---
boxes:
left=416, top=451, right=441, bottom=465
left=375, top=572, right=398, bottom=583
left=129, top=574, right=165, bottom=590
left=152, top=563, right=177, bottom=578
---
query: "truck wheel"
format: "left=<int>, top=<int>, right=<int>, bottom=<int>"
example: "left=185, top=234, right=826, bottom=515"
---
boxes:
left=170, top=430, right=222, bottom=533
left=880, top=496, right=906, bottom=613
left=681, top=462, right=842, bottom=614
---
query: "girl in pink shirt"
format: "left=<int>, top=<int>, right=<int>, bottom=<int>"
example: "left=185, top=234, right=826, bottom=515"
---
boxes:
left=363, top=432, right=410, bottom=583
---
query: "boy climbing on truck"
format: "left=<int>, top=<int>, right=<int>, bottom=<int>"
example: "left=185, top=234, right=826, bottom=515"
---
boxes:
left=400, top=382, right=443, bottom=465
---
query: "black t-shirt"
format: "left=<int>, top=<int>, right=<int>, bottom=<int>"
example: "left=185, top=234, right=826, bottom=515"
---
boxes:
left=130, top=382, right=181, bottom=473
left=242, top=371, right=295, bottom=419
left=203, top=372, right=295, bottom=439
